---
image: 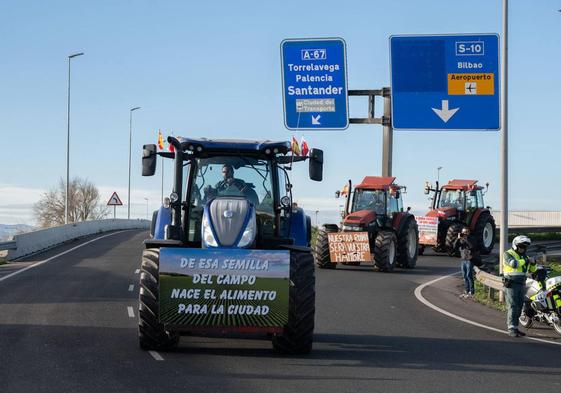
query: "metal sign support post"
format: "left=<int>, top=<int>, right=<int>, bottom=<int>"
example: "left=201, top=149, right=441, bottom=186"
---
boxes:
left=499, top=0, right=509, bottom=299
left=348, top=87, right=392, bottom=176
left=113, top=205, right=116, bottom=219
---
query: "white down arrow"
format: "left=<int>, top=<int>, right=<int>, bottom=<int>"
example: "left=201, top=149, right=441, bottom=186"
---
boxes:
left=311, top=115, right=321, bottom=125
left=431, top=100, right=459, bottom=123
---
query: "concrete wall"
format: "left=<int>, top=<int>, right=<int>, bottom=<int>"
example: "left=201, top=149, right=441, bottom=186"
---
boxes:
left=7, top=219, right=149, bottom=260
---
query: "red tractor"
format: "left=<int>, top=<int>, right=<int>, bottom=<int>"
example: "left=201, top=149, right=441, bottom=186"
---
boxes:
left=315, top=176, right=418, bottom=272
left=420, top=179, right=496, bottom=255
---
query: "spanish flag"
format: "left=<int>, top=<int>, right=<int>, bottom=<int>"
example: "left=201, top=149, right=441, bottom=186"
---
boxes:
left=341, top=184, right=349, bottom=196
left=291, top=136, right=301, bottom=155
left=300, top=136, right=309, bottom=157
left=157, top=131, right=165, bottom=150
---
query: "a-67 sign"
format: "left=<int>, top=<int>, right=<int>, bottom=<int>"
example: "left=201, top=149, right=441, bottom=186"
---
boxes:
left=327, top=232, right=371, bottom=263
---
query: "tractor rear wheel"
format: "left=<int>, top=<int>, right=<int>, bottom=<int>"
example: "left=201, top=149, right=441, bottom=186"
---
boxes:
left=445, top=222, right=465, bottom=256
left=397, top=218, right=419, bottom=269
left=474, top=213, right=496, bottom=255
left=374, top=230, right=398, bottom=272
left=138, top=248, right=180, bottom=351
left=272, top=250, right=315, bottom=354
left=314, top=225, right=337, bottom=269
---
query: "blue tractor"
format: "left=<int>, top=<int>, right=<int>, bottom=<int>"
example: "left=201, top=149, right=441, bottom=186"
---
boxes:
left=139, top=137, right=323, bottom=354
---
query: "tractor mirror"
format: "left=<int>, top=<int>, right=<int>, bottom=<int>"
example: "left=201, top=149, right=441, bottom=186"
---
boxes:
left=308, top=148, right=323, bottom=181
left=142, top=144, right=157, bottom=176
left=335, top=191, right=340, bottom=198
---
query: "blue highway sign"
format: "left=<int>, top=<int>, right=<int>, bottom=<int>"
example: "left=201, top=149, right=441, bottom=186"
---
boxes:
left=390, top=34, right=500, bottom=130
left=281, top=38, right=348, bottom=130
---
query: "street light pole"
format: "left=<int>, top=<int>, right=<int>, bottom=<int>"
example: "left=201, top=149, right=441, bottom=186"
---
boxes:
left=144, top=197, right=149, bottom=220
left=437, top=166, right=443, bottom=184
left=128, top=106, right=141, bottom=219
left=65, top=52, right=84, bottom=225
left=315, top=210, right=319, bottom=228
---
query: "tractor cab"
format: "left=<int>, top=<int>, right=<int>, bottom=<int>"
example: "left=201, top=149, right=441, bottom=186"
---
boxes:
left=338, top=177, right=405, bottom=229
left=428, top=179, right=487, bottom=222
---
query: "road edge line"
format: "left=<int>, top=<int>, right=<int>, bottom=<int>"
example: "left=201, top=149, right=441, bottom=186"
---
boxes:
left=414, top=272, right=561, bottom=347
left=0, top=230, right=130, bottom=284
left=148, top=351, right=164, bottom=361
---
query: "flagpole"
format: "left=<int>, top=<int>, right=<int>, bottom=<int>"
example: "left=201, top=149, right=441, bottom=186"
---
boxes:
left=161, top=155, right=164, bottom=203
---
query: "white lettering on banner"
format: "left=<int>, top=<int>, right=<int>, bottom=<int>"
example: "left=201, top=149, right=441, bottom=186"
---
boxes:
left=219, top=289, right=277, bottom=301
left=228, top=305, right=270, bottom=316
left=220, top=259, right=269, bottom=270
left=177, top=304, right=208, bottom=314
left=216, top=275, right=256, bottom=285
left=171, top=288, right=201, bottom=299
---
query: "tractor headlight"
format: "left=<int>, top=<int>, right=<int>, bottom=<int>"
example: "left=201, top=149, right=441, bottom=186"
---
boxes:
left=237, top=213, right=256, bottom=248
left=342, top=224, right=362, bottom=231
left=201, top=213, right=218, bottom=247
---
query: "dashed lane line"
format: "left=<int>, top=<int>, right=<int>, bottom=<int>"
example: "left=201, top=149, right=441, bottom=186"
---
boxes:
left=128, top=284, right=134, bottom=292
left=149, top=351, right=164, bottom=361
left=127, top=306, right=135, bottom=318
left=135, top=269, right=140, bottom=274
left=0, top=231, right=129, bottom=284
left=414, top=272, right=561, bottom=347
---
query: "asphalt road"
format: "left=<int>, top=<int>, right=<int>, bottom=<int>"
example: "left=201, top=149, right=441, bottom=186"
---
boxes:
left=1, top=230, right=560, bottom=393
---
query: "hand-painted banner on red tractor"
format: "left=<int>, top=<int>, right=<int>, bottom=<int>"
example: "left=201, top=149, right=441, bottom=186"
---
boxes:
left=327, top=232, right=371, bottom=262
left=158, top=248, right=290, bottom=328
left=415, top=216, right=439, bottom=245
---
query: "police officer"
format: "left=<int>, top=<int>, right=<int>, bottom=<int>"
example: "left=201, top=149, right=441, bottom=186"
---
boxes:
left=503, top=235, right=537, bottom=337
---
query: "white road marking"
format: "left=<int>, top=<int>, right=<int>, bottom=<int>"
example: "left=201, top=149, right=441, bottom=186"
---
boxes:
left=0, top=231, right=130, bottom=284
left=128, top=284, right=134, bottom=292
left=135, top=269, right=140, bottom=274
left=149, top=351, right=164, bottom=361
left=414, top=272, right=561, bottom=347
left=127, top=306, right=135, bottom=318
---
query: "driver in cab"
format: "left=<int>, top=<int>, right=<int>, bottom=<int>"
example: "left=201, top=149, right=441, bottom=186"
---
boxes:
left=204, top=164, right=248, bottom=198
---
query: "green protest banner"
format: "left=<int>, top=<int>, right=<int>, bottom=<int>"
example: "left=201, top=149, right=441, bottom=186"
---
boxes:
left=159, top=248, right=290, bottom=327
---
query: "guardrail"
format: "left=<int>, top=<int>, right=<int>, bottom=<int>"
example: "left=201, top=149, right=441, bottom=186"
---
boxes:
left=1, top=219, right=149, bottom=261
left=0, top=241, right=17, bottom=251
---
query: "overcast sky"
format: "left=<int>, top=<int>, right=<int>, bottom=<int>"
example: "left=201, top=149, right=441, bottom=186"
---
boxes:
left=1, top=0, right=560, bottom=225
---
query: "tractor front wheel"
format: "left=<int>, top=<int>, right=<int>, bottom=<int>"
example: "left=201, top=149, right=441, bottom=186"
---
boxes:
left=314, top=225, right=337, bottom=269
left=397, top=218, right=419, bottom=269
left=272, top=251, right=315, bottom=354
left=474, top=213, right=496, bottom=255
left=138, top=248, right=180, bottom=351
left=374, top=230, right=398, bottom=272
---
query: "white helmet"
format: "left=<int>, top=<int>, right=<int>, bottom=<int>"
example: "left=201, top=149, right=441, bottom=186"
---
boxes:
left=512, top=235, right=531, bottom=251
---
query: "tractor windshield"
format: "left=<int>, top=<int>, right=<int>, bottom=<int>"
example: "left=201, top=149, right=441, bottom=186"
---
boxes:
left=439, top=189, right=465, bottom=210
left=186, top=156, right=275, bottom=243
left=191, top=156, right=274, bottom=213
left=352, top=189, right=386, bottom=215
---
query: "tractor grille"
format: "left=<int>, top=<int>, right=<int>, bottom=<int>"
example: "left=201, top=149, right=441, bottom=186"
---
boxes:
left=209, top=197, right=250, bottom=246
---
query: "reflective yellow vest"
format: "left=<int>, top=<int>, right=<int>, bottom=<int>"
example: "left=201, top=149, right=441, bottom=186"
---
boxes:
left=503, top=248, right=536, bottom=276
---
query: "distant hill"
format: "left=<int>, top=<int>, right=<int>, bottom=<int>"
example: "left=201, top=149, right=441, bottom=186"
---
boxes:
left=0, top=224, right=35, bottom=241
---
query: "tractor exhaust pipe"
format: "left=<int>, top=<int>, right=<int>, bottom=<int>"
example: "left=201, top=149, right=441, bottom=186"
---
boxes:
left=168, top=136, right=184, bottom=239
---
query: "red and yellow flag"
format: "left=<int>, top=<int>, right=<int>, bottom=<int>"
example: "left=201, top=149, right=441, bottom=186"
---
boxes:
left=291, top=136, right=301, bottom=155
left=157, top=131, right=165, bottom=150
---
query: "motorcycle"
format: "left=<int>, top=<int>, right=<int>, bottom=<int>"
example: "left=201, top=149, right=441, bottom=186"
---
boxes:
left=519, top=266, right=561, bottom=335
